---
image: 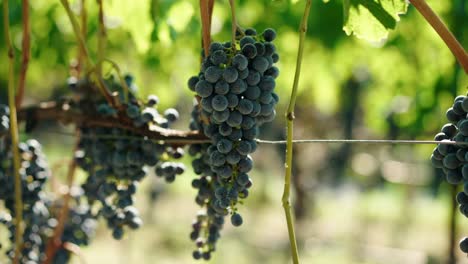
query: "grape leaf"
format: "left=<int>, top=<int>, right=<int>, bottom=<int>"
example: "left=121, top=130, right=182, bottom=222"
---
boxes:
left=343, top=0, right=408, bottom=43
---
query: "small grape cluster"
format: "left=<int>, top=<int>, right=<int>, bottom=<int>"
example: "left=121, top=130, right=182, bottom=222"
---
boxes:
left=0, top=134, right=50, bottom=212
left=187, top=28, right=279, bottom=260
left=72, top=76, right=185, bottom=239
left=0, top=110, right=55, bottom=262
left=430, top=95, right=468, bottom=254
left=2, top=200, right=54, bottom=263
left=1, top=194, right=97, bottom=264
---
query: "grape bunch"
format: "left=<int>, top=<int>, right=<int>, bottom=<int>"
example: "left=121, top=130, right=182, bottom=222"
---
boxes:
left=72, top=75, right=185, bottom=239
left=430, top=94, right=468, bottom=253
left=186, top=27, right=279, bottom=260
left=186, top=110, right=225, bottom=261
left=0, top=110, right=53, bottom=262
left=1, top=194, right=97, bottom=264
left=1, top=200, right=54, bottom=263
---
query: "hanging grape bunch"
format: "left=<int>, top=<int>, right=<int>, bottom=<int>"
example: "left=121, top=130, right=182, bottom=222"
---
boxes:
left=0, top=190, right=97, bottom=264
left=0, top=134, right=51, bottom=262
left=0, top=104, right=98, bottom=263
left=430, top=94, right=468, bottom=254
left=0, top=106, right=50, bottom=222
left=0, top=105, right=50, bottom=263
left=187, top=27, right=280, bottom=260
left=71, top=76, right=185, bottom=239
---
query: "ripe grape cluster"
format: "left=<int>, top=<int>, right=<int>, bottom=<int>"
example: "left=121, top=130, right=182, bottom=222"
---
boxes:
left=72, top=75, right=185, bottom=239
left=430, top=94, right=468, bottom=253
left=1, top=104, right=99, bottom=263
left=0, top=107, right=51, bottom=262
left=1, top=200, right=54, bottom=263
left=0, top=106, right=51, bottom=219
left=187, top=27, right=279, bottom=260
left=1, top=194, right=97, bottom=264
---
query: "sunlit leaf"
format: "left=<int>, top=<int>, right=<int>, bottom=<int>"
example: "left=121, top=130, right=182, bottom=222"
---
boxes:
left=343, top=0, right=408, bottom=43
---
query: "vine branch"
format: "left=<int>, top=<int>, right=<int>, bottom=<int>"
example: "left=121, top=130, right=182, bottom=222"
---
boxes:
left=16, top=102, right=207, bottom=144
left=208, top=0, right=214, bottom=28
left=77, top=0, right=87, bottom=77
left=200, top=0, right=211, bottom=57
left=3, top=1, right=24, bottom=263
left=409, top=0, right=468, bottom=73
left=228, top=0, right=237, bottom=50
left=16, top=0, right=31, bottom=107
left=283, top=0, right=312, bottom=263
left=43, top=137, right=79, bottom=264
left=59, top=0, right=114, bottom=105
left=97, top=0, right=106, bottom=77
left=98, top=58, right=130, bottom=103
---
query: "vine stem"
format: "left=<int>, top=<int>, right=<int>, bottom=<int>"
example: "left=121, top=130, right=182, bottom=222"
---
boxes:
left=96, top=58, right=130, bottom=103
left=16, top=0, right=30, bottom=107
left=77, top=0, right=87, bottom=77
left=43, top=135, right=79, bottom=264
left=60, top=0, right=91, bottom=72
left=97, top=0, right=105, bottom=77
left=59, top=0, right=114, bottom=106
left=228, top=0, right=237, bottom=50
left=15, top=101, right=207, bottom=144
left=200, top=0, right=211, bottom=57
left=208, top=0, right=214, bottom=28
left=409, top=0, right=468, bottom=74
left=3, top=1, right=24, bottom=263
left=282, top=0, right=312, bottom=263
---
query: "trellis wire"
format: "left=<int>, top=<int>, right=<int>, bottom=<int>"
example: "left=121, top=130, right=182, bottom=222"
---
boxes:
left=256, top=139, right=468, bottom=146
left=30, top=130, right=468, bottom=146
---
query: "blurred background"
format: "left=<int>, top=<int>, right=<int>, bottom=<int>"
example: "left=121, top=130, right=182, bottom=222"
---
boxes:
left=0, top=0, right=468, bottom=263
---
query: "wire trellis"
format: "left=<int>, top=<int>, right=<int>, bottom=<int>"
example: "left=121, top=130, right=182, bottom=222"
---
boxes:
left=31, top=130, right=468, bottom=146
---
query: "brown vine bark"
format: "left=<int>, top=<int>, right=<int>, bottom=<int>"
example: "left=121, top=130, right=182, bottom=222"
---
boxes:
left=14, top=101, right=209, bottom=144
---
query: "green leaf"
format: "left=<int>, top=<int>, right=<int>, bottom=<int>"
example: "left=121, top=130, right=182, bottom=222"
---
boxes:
left=343, top=0, right=408, bottom=43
